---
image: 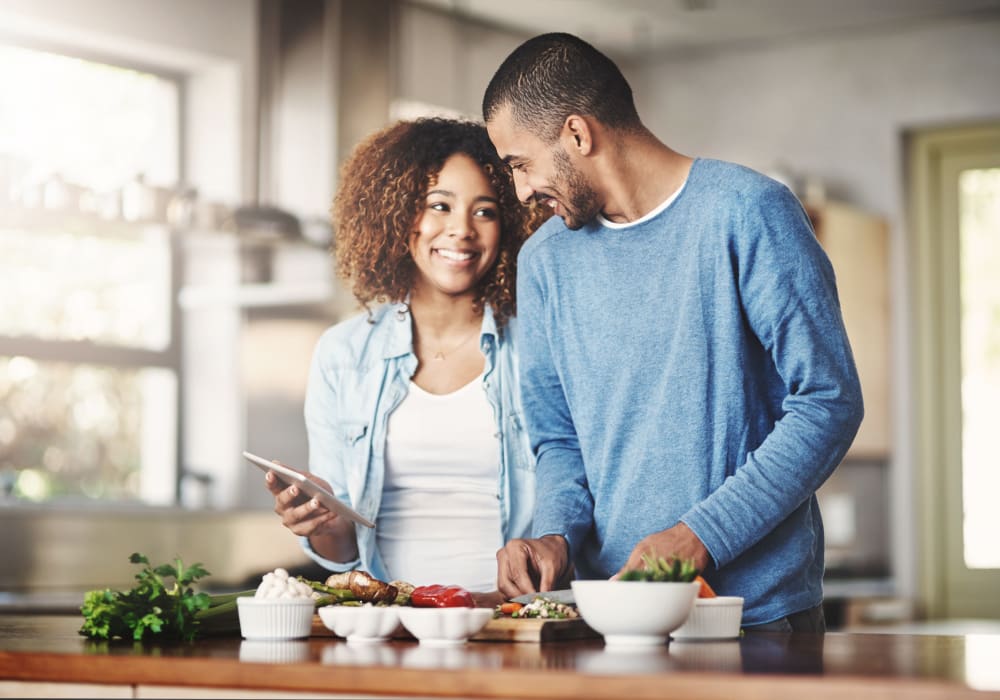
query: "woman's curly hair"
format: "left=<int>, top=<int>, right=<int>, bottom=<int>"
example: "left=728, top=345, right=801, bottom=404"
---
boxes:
left=331, top=117, right=549, bottom=329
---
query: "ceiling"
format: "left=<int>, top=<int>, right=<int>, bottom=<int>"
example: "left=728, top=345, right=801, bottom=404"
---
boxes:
left=408, top=0, right=1000, bottom=56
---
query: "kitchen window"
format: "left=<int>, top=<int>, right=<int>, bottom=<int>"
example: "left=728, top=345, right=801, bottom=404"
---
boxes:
left=0, top=43, right=181, bottom=505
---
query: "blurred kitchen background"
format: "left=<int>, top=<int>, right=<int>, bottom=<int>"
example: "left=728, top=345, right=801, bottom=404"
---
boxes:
left=0, top=0, right=998, bottom=628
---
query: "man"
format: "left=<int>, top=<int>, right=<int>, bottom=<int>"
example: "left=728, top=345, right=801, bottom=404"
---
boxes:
left=483, top=33, right=863, bottom=631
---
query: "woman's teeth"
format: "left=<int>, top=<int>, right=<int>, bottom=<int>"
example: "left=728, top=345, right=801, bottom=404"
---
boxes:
left=436, top=249, right=475, bottom=261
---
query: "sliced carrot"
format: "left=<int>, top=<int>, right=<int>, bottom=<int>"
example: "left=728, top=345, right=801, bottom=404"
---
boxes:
left=499, top=602, right=524, bottom=615
left=695, top=575, right=717, bottom=598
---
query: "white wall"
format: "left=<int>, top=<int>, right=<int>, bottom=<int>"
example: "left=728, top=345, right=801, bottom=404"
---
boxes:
left=634, top=14, right=1000, bottom=600
left=394, top=3, right=530, bottom=118
left=0, top=0, right=259, bottom=205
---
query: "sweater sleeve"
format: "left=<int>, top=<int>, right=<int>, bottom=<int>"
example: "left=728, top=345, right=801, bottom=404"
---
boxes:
left=516, top=244, right=595, bottom=558
left=681, top=184, right=864, bottom=568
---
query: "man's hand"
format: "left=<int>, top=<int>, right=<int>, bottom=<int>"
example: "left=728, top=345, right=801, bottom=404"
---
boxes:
left=496, top=535, right=570, bottom=599
left=614, top=522, right=711, bottom=578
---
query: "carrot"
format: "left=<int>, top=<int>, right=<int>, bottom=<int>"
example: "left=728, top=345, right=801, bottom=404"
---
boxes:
left=499, top=602, right=524, bottom=615
left=695, top=575, right=717, bottom=598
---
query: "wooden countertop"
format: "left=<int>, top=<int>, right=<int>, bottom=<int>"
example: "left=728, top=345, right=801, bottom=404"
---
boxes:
left=1, top=614, right=999, bottom=699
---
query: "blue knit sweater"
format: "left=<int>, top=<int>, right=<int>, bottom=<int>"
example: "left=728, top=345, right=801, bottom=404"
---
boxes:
left=516, top=158, right=864, bottom=625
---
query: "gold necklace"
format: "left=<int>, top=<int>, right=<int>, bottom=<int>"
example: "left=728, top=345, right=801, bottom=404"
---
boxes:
left=423, top=327, right=480, bottom=361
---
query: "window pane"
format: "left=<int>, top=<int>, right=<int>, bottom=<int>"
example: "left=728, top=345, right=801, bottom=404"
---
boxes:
left=959, top=168, right=1000, bottom=569
left=0, top=44, right=178, bottom=193
left=0, top=357, right=177, bottom=504
left=0, top=221, right=172, bottom=348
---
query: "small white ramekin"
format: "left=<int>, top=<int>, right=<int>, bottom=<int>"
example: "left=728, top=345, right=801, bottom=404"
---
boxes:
left=670, top=596, right=744, bottom=640
left=237, top=597, right=316, bottom=640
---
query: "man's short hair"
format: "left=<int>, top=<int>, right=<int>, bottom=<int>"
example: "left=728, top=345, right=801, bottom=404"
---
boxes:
left=483, top=32, right=641, bottom=143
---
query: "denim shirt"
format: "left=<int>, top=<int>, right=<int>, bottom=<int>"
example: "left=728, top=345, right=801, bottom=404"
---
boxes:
left=300, top=301, right=535, bottom=582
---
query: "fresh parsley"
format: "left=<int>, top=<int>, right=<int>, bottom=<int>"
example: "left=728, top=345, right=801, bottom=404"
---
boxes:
left=79, top=552, right=212, bottom=642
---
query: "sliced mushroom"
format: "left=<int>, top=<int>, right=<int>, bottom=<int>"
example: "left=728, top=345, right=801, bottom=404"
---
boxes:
left=347, top=570, right=398, bottom=604
left=324, top=572, right=353, bottom=590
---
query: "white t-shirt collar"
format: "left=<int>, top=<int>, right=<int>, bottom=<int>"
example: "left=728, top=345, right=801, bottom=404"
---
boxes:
left=597, top=177, right=688, bottom=229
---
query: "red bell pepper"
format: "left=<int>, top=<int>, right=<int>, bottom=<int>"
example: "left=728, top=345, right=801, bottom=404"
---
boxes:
left=410, top=584, right=475, bottom=608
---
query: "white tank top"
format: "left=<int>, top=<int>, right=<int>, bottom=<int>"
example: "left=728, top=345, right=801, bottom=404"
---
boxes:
left=377, top=375, right=502, bottom=592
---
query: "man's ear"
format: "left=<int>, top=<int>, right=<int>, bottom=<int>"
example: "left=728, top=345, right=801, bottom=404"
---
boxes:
left=562, top=115, right=594, bottom=156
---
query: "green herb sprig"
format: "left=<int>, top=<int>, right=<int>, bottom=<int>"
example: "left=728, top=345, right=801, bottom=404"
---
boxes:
left=79, top=552, right=213, bottom=642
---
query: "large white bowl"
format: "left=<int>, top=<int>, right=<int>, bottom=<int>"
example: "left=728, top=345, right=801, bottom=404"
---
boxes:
left=670, top=596, right=744, bottom=640
left=570, top=579, right=700, bottom=647
left=397, top=607, right=494, bottom=646
left=237, top=596, right=315, bottom=640
left=317, top=604, right=402, bottom=644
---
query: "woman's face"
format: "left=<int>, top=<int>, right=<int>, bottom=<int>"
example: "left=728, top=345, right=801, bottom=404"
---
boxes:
left=409, top=153, right=502, bottom=300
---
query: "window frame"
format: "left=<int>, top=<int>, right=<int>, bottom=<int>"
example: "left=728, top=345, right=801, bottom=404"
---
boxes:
left=908, top=122, right=1000, bottom=618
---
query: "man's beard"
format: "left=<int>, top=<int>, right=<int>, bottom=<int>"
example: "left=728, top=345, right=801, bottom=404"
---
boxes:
left=552, top=146, right=601, bottom=230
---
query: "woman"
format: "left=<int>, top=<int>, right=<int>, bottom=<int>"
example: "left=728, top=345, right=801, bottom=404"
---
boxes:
left=265, top=118, right=547, bottom=603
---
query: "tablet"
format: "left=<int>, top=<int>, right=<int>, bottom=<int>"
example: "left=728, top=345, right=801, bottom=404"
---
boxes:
left=243, top=450, right=375, bottom=528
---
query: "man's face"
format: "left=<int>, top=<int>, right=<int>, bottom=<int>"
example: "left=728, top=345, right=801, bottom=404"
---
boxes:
left=487, top=106, right=601, bottom=231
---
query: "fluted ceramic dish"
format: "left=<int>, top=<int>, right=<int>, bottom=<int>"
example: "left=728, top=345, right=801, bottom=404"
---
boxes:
left=317, top=604, right=402, bottom=643
left=670, top=596, right=744, bottom=640
left=397, top=607, right=494, bottom=646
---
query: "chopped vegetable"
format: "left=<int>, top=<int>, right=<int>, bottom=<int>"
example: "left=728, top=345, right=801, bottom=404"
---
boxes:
left=498, top=602, right=524, bottom=616
left=695, top=575, right=717, bottom=598
left=618, top=553, right=699, bottom=582
left=498, top=595, right=578, bottom=619
left=410, top=584, right=475, bottom=608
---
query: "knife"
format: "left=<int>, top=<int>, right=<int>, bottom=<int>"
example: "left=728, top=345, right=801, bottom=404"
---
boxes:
left=510, top=588, right=575, bottom=605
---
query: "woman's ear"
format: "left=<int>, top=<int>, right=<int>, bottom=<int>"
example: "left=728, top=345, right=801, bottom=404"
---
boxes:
left=562, top=115, right=594, bottom=156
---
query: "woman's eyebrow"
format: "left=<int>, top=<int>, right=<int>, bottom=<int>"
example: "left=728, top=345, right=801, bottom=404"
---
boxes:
left=426, top=189, right=499, bottom=205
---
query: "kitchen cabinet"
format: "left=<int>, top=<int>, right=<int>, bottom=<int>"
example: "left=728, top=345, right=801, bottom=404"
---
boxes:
left=808, top=201, right=891, bottom=460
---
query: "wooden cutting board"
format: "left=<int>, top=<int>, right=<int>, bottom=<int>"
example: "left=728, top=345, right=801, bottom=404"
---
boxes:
left=471, top=616, right=599, bottom=643
left=311, top=614, right=599, bottom=643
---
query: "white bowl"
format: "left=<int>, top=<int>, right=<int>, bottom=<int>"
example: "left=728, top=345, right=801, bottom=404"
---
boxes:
left=570, top=580, right=700, bottom=647
left=237, top=597, right=315, bottom=640
left=317, top=604, right=402, bottom=643
left=397, top=607, right=494, bottom=646
left=670, top=596, right=744, bottom=640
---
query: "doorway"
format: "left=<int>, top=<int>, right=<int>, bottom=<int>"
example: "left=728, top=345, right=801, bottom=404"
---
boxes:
left=909, top=123, right=1000, bottom=618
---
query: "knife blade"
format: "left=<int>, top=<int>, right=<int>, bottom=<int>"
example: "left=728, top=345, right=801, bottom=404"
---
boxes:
left=510, top=588, right=575, bottom=605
